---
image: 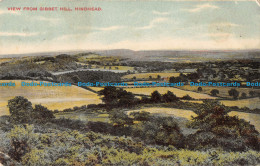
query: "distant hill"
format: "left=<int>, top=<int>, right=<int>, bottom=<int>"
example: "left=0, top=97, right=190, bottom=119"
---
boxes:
left=1, top=49, right=260, bottom=62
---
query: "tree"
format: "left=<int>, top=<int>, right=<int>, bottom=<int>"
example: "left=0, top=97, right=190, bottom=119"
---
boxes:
left=99, top=87, right=137, bottom=106
left=8, top=96, right=34, bottom=123
left=33, top=104, right=55, bottom=120
left=210, top=89, right=219, bottom=96
left=197, top=87, right=202, bottom=92
left=7, top=97, right=55, bottom=123
left=241, top=92, right=247, bottom=99
left=181, top=95, right=193, bottom=100
left=228, top=89, right=240, bottom=100
left=151, top=91, right=162, bottom=103
left=118, top=90, right=136, bottom=107
left=249, top=91, right=256, bottom=97
left=162, top=91, right=178, bottom=102
left=157, top=75, right=161, bottom=79
left=99, top=86, right=119, bottom=105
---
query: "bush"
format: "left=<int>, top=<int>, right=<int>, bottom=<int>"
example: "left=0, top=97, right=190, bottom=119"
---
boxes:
left=198, top=87, right=202, bottom=92
left=8, top=96, right=34, bottom=123
left=162, top=91, right=179, bottom=102
left=132, top=116, right=183, bottom=147
left=187, top=101, right=259, bottom=151
left=7, top=97, right=55, bottom=124
left=210, top=89, right=219, bottom=96
left=181, top=95, right=193, bottom=100
left=241, top=92, right=247, bottom=99
left=8, top=125, right=39, bottom=161
left=109, top=110, right=133, bottom=127
left=33, top=104, right=55, bottom=121
left=130, top=111, right=151, bottom=121
left=151, top=91, right=162, bottom=103
left=228, top=89, right=240, bottom=100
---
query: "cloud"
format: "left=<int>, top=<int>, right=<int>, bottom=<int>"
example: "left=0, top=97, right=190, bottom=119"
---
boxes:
left=206, top=32, right=233, bottom=38
left=78, top=25, right=125, bottom=32
left=211, top=22, right=240, bottom=27
left=0, top=32, right=38, bottom=37
left=136, top=17, right=169, bottom=30
left=95, top=26, right=125, bottom=31
left=129, top=11, right=139, bottom=16
left=256, top=0, right=260, bottom=7
left=35, top=16, right=60, bottom=24
left=183, top=3, right=219, bottom=13
left=152, top=11, right=170, bottom=16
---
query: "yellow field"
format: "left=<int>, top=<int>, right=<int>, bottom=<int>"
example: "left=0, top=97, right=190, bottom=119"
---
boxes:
left=182, top=100, right=204, bottom=104
left=0, top=80, right=102, bottom=116
left=0, top=58, right=13, bottom=63
left=127, top=107, right=197, bottom=120
left=229, top=111, right=260, bottom=132
left=125, top=87, right=216, bottom=99
left=89, top=87, right=104, bottom=92
left=122, top=73, right=182, bottom=79
left=96, top=66, right=134, bottom=71
left=221, top=97, right=260, bottom=109
left=178, top=85, right=260, bottom=98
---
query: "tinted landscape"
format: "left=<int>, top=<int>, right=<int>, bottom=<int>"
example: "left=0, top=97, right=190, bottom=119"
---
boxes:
left=0, top=50, right=259, bottom=165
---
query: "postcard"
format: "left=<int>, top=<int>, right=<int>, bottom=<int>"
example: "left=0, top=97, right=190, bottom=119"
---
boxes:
left=0, top=0, right=259, bottom=165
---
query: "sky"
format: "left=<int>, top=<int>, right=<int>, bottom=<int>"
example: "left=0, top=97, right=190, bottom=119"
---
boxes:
left=0, top=0, right=259, bottom=55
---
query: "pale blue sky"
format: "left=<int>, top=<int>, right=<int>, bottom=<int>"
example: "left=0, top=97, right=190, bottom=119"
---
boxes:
left=0, top=0, right=259, bottom=55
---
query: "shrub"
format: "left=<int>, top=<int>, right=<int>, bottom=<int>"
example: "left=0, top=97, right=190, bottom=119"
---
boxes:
left=151, top=91, right=162, bottom=103
left=130, top=111, right=151, bottom=121
left=228, top=89, right=240, bottom=100
left=132, top=116, right=183, bottom=147
left=7, top=125, right=38, bottom=161
left=181, top=95, right=193, bottom=100
left=210, top=89, right=219, bottom=96
left=187, top=101, right=259, bottom=151
left=241, top=92, right=247, bottom=99
left=33, top=104, right=55, bottom=121
left=109, top=110, right=133, bottom=127
left=8, top=96, right=34, bottom=123
left=162, top=91, right=179, bottom=103
left=7, top=97, right=55, bottom=124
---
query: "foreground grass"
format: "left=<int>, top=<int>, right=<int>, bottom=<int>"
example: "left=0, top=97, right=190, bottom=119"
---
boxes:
left=0, top=125, right=259, bottom=166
